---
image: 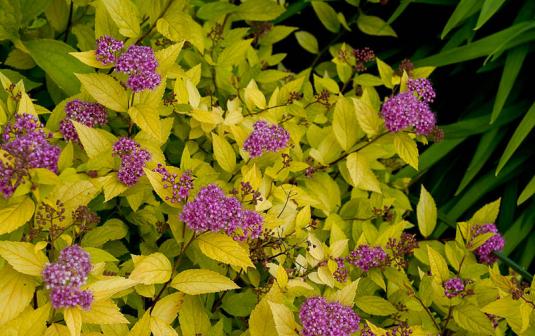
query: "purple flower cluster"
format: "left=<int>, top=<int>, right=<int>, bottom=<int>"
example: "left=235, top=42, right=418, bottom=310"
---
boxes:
left=0, top=114, right=60, bottom=198
left=42, top=245, right=93, bottom=310
left=112, top=138, right=151, bottom=186
left=299, top=296, right=360, bottom=336
left=381, top=78, right=437, bottom=135
left=471, top=223, right=505, bottom=265
left=443, top=277, right=465, bottom=298
left=243, top=120, right=290, bottom=158
left=347, top=245, right=388, bottom=272
left=153, top=164, right=193, bottom=203
left=115, top=45, right=161, bottom=92
left=180, top=184, right=263, bottom=240
left=333, top=257, right=348, bottom=282
left=60, top=100, right=108, bottom=142
left=95, top=35, right=124, bottom=65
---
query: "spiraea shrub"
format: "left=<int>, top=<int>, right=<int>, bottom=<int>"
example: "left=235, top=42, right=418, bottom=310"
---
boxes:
left=0, top=0, right=533, bottom=335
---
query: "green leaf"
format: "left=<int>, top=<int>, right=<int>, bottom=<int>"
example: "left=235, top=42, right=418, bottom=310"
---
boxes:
left=212, top=133, right=236, bottom=173
left=346, top=152, right=381, bottom=193
left=221, top=290, right=257, bottom=317
left=24, top=39, right=93, bottom=96
left=0, top=196, right=35, bottom=235
left=440, top=0, right=482, bottom=39
left=217, top=39, right=253, bottom=67
left=101, top=0, right=140, bottom=38
left=171, top=269, right=239, bottom=295
left=355, top=296, right=397, bottom=316
left=196, top=232, right=254, bottom=269
left=357, top=15, right=397, bottom=37
left=393, top=133, right=418, bottom=170
left=496, top=102, right=535, bottom=174
left=475, top=0, right=507, bottom=30
left=76, top=73, right=129, bottom=112
left=235, top=0, right=284, bottom=21
left=129, top=104, right=162, bottom=141
left=311, top=1, right=340, bottom=33
left=0, top=0, right=21, bottom=41
left=517, top=175, right=535, bottom=205
left=491, top=46, right=528, bottom=123
left=417, top=185, right=437, bottom=238
left=294, top=31, right=319, bottom=54
left=197, top=2, right=237, bottom=21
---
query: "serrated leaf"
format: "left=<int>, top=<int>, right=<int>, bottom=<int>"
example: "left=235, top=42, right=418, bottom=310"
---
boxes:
left=212, top=133, right=236, bottom=173
left=333, top=97, right=361, bottom=151
left=470, top=198, right=501, bottom=224
left=355, top=296, right=397, bottom=316
left=129, top=253, right=172, bottom=285
left=81, top=299, right=129, bottom=324
left=196, top=232, right=254, bottom=269
left=346, top=152, right=381, bottom=193
left=327, top=280, right=359, bottom=306
left=311, top=1, right=340, bottom=33
left=0, top=196, right=35, bottom=235
left=72, top=120, right=116, bottom=160
left=294, top=31, right=318, bottom=54
left=417, top=185, right=437, bottom=238
left=87, top=277, right=138, bottom=301
left=155, top=42, right=184, bottom=75
left=352, top=97, right=381, bottom=136
left=218, top=39, right=253, bottom=67
left=152, top=292, right=184, bottom=324
left=249, top=299, right=276, bottom=336
left=0, top=241, right=48, bottom=276
left=76, top=73, right=128, bottom=112
left=453, top=303, right=495, bottom=334
left=0, top=264, right=36, bottom=325
left=101, top=0, right=140, bottom=38
left=157, top=10, right=204, bottom=52
left=128, top=310, right=151, bottom=336
left=171, top=269, right=239, bottom=295
left=393, top=133, right=418, bottom=169
left=64, top=308, right=82, bottom=336
left=357, top=15, right=397, bottom=37
left=427, top=245, right=449, bottom=282
left=268, top=301, right=299, bottom=336
left=143, top=167, right=182, bottom=208
left=129, top=104, right=162, bottom=141
left=179, top=295, right=211, bottom=336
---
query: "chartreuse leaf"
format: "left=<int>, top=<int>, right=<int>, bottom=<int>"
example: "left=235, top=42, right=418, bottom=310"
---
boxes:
left=352, top=97, right=382, bottom=137
left=417, top=185, right=437, bottom=238
left=129, top=104, right=162, bottom=141
left=87, top=277, right=138, bottom=301
left=0, top=241, right=48, bottom=276
left=355, top=296, right=397, bottom=316
left=171, top=269, right=239, bottom=295
left=311, top=1, right=340, bottom=33
left=212, top=133, right=236, bottom=173
left=101, top=0, right=140, bottom=38
left=69, top=50, right=113, bottom=69
left=268, top=301, right=299, bottom=336
left=427, top=245, right=449, bottom=282
left=81, top=299, right=129, bottom=324
left=294, top=31, right=319, bottom=54
left=327, top=280, right=359, bottom=306
left=235, top=0, right=284, bottom=21
left=155, top=42, right=184, bottom=75
left=144, top=167, right=182, bottom=208
left=518, top=175, right=535, bottom=205
left=346, top=153, right=381, bottom=193
left=196, top=232, right=254, bottom=269
left=469, top=198, right=501, bottom=224
left=197, top=2, right=237, bottom=20
left=393, top=133, right=418, bottom=169
left=496, top=102, right=535, bottom=174
left=0, top=0, right=21, bottom=41
left=179, top=295, right=211, bottom=336
left=0, top=264, right=36, bottom=325
left=129, top=253, right=172, bottom=285
left=76, top=73, right=129, bottom=112
left=157, top=8, right=204, bottom=53
left=4, top=303, right=50, bottom=335
left=64, top=308, right=82, bottom=336
left=23, top=39, right=93, bottom=96
left=357, top=15, right=397, bottom=37
left=218, top=39, right=253, bottom=67
left=72, top=120, right=116, bottom=159
left=453, top=303, right=495, bottom=334
left=99, top=174, right=128, bottom=201
left=0, top=196, right=35, bottom=235
left=250, top=299, right=277, bottom=336
left=128, top=310, right=151, bottom=336
left=152, top=292, right=184, bottom=324
left=333, top=97, right=361, bottom=151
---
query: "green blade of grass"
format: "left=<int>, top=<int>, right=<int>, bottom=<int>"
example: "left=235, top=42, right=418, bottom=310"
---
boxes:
left=440, top=0, right=482, bottom=39
left=517, top=175, right=535, bottom=205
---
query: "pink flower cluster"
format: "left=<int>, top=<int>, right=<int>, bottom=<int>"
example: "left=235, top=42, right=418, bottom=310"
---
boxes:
left=347, top=244, right=389, bottom=272
left=0, top=114, right=60, bottom=198
left=96, top=36, right=161, bottom=92
left=299, top=297, right=360, bottom=336
left=381, top=78, right=437, bottom=135
left=42, top=245, right=93, bottom=310
left=60, top=100, right=108, bottom=142
left=243, top=120, right=290, bottom=158
left=112, top=138, right=151, bottom=186
left=353, top=47, right=375, bottom=72
left=153, top=164, right=193, bottom=203
left=180, top=184, right=263, bottom=240
left=443, top=277, right=465, bottom=298
left=471, top=223, right=505, bottom=265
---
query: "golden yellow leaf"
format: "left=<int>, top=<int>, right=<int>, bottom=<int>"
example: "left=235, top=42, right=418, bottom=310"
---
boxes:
left=129, top=253, right=172, bottom=285
left=0, top=241, right=48, bottom=276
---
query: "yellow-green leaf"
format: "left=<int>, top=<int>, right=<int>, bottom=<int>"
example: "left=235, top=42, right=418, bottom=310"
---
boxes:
left=128, top=311, right=151, bottom=336
left=376, top=58, right=394, bottom=88
left=0, top=241, right=48, bottom=276
left=249, top=299, right=276, bottom=336
left=196, top=232, right=254, bottom=269
left=357, top=14, right=397, bottom=37
left=179, top=295, right=211, bottom=336
left=87, top=277, right=138, bottom=301
left=152, top=292, right=184, bottom=324
left=155, top=42, right=184, bottom=75
left=69, top=51, right=113, bottom=69
left=0, top=196, right=35, bottom=235
left=101, top=0, right=141, bottom=38
left=0, top=265, right=37, bottom=325
left=212, top=133, right=236, bottom=173
left=72, top=120, right=116, bottom=160
left=311, top=1, right=340, bottom=33
left=76, top=73, right=128, bottom=112
left=417, top=185, right=437, bottom=238
left=171, top=269, right=239, bottom=295
left=333, top=97, right=361, bottom=151
left=235, top=0, right=284, bottom=21
left=393, top=132, right=418, bottom=169
left=355, top=296, right=397, bottom=316
left=453, top=303, right=495, bottom=334
left=129, top=253, right=172, bottom=285
left=150, top=317, right=178, bottom=336
left=352, top=97, right=381, bottom=137
left=268, top=301, right=299, bottom=336
left=129, top=104, right=162, bottom=141
left=218, top=39, right=253, bottom=67
left=327, top=279, right=359, bottom=306
left=81, top=299, right=129, bottom=324
left=143, top=167, right=182, bottom=208
left=427, top=245, right=449, bottom=282
left=346, top=152, right=381, bottom=193
left=469, top=198, right=501, bottom=224
left=294, top=31, right=318, bottom=54
left=64, top=308, right=82, bottom=336
left=157, top=10, right=204, bottom=53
